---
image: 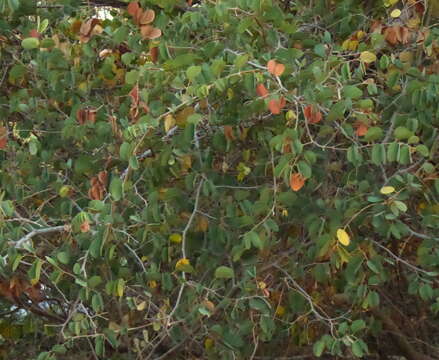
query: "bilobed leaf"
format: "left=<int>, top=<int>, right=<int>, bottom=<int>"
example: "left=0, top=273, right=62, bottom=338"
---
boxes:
left=360, top=51, right=377, bottom=63
left=214, top=266, right=234, bottom=279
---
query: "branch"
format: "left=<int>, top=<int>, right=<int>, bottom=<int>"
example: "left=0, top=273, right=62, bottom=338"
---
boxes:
left=11, top=225, right=69, bottom=249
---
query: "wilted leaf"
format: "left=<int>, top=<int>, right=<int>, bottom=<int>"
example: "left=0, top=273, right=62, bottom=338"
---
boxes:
left=140, top=25, right=162, bottom=40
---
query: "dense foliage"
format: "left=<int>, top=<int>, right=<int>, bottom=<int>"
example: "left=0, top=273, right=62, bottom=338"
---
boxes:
left=0, top=0, right=438, bottom=359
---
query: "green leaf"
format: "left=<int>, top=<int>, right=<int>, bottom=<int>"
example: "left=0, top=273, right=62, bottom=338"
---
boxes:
left=394, top=126, right=413, bottom=140
left=57, top=251, right=70, bottom=265
left=351, top=340, right=364, bottom=357
left=416, top=144, right=429, bottom=157
left=214, top=266, right=234, bottom=279
left=364, top=127, right=383, bottom=142
left=313, top=340, right=325, bottom=357
left=88, top=275, right=102, bottom=288
left=186, top=65, right=202, bottom=81
left=343, top=85, right=363, bottom=99
left=21, top=37, right=39, bottom=50
left=351, top=319, right=366, bottom=333
left=110, top=177, right=123, bottom=201
left=297, top=160, right=312, bottom=178
left=234, top=54, right=249, bottom=69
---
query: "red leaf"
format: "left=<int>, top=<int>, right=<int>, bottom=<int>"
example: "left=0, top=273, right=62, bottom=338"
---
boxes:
left=256, top=83, right=269, bottom=97
left=127, top=2, right=140, bottom=17
left=29, top=29, right=40, bottom=39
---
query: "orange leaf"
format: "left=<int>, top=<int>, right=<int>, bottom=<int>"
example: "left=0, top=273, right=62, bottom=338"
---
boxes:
left=355, top=123, right=368, bottom=136
left=256, top=83, right=269, bottom=97
left=224, top=126, right=235, bottom=141
left=290, top=173, right=305, bottom=192
left=303, top=105, right=322, bottom=124
left=127, top=2, right=140, bottom=17
left=267, top=59, right=285, bottom=76
left=140, top=25, right=162, bottom=40
left=268, top=97, right=286, bottom=115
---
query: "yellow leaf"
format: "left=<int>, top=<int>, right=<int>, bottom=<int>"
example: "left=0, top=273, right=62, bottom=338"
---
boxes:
left=148, top=280, right=158, bottom=289
left=116, top=278, right=125, bottom=297
left=136, top=301, right=146, bottom=311
left=164, top=114, right=175, bottom=133
left=204, top=337, right=214, bottom=350
left=390, top=9, right=401, bottom=18
left=169, top=233, right=182, bottom=243
left=380, top=186, right=395, bottom=195
left=337, top=228, right=350, bottom=246
left=175, top=258, right=190, bottom=271
left=275, top=305, right=286, bottom=317
left=360, top=51, right=377, bottom=64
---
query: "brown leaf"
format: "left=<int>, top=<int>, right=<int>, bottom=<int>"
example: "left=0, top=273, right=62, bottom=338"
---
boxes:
left=399, top=26, right=409, bottom=44
left=0, top=127, right=8, bottom=150
left=127, top=1, right=140, bottom=17
left=76, top=108, right=86, bottom=125
left=98, top=171, right=108, bottom=186
left=80, top=221, right=91, bottom=233
left=129, top=84, right=139, bottom=105
left=90, top=177, right=99, bottom=187
left=139, top=9, right=155, bottom=25
left=150, top=46, right=159, bottom=63
left=25, top=284, right=44, bottom=303
left=384, top=26, right=399, bottom=46
left=256, top=83, right=269, bottom=98
left=140, top=25, right=162, bottom=40
left=224, top=125, right=235, bottom=141
left=71, top=20, right=82, bottom=34
left=86, top=108, right=97, bottom=123
left=267, top=59, right=285, bottom=76
left=290, top=173, right=305, bottom=192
